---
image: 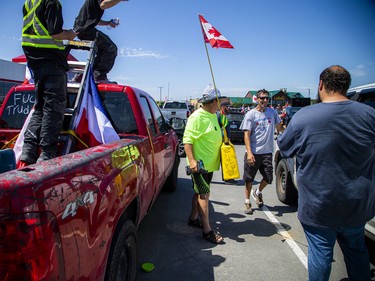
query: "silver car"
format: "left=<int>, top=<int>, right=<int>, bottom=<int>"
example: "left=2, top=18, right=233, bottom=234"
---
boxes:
left=347, top=83, right=375, bottom=242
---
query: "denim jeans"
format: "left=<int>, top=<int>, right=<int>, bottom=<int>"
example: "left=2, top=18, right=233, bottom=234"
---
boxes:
left=302, top=223, right=371, bottom=281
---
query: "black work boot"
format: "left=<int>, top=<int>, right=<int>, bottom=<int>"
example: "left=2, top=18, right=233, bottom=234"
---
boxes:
left=37, top=146, right=58, bottom=163
left=19, top=145, right=39, bottom=164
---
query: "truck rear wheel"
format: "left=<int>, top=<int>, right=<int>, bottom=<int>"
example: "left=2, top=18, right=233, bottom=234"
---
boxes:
left=105, top=220, right=137, bottom=281
left=163, top=153, right=179, bottom=192
left=275, top=159, right=298, bottom=205
left=177, top=137, right=186, bottom=157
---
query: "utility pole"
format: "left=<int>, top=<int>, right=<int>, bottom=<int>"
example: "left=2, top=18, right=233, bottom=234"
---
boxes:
left=167, top=82, right=170, bottom=100
left=158, top=86, right=164, bottom=103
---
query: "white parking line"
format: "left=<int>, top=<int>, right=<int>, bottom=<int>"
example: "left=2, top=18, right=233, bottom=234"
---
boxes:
left=262, top=205, right=308, bottom=269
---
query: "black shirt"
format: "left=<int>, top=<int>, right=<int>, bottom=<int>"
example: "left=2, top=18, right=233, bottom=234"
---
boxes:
left=22, top=0, right=69, bottom=70
left=74, top=0, right=104, bottom=34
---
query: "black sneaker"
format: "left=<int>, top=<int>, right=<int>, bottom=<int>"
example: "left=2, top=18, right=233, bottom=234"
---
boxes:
left=94, top=78, right=117, bottom=84
left=252, top=190, right=264, bottom=207
left=71, top=73, right=83, bottom=83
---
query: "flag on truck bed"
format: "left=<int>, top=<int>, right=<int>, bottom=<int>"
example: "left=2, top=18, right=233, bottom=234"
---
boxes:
left=74, top=68, right=119, bottom=147
left=13, top=107, right=34, bottom=163
left=199, top=15, right=234, bottom=49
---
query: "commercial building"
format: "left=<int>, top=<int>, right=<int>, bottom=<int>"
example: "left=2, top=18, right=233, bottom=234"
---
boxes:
left=0, top=59, right=26, bottom=103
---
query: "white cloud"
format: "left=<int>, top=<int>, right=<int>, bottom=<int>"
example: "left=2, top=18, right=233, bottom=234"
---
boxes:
left=118, top=47, right=167, bottom=59
left=350, top=64, right=366, bottom=78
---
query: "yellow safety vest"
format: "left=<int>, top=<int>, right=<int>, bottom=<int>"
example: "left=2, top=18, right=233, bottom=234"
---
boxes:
left=220, top=113, right=228, bottom=128
left=21, top=0, right=65, bottom=50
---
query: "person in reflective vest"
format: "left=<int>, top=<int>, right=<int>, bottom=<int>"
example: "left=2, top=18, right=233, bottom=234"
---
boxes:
left=19, top=0, right=76, bottom=164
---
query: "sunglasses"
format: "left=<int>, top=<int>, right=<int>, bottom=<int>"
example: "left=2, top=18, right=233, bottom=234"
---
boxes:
left=258, top=96, right=269, bottom=100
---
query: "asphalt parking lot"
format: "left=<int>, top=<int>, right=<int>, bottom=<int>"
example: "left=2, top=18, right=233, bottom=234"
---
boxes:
left=136, top=144, right=375, bottom=281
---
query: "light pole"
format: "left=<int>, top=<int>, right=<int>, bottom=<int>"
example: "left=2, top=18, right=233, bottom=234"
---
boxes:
left=158, top=86, right=164, bottom=103
left=167, top=82, right=170, bottom=100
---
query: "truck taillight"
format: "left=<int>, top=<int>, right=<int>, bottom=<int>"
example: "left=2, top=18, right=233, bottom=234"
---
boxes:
left=0, top=212, right=65, bottom=281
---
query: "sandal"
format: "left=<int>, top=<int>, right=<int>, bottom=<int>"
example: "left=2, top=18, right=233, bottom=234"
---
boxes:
left=202, top=230, right=224, bottom=244
left=188, top=218, right=203, bottom=228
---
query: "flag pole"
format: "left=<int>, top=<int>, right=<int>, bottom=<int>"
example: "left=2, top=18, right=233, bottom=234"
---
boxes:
left=199, top=15, right=221, bottom=108
left=199, top=15, right=228, bottom=143
left=203, top=42, right=220, bottom=106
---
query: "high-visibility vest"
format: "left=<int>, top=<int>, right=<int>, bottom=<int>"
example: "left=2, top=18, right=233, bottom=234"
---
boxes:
left=22, top=0, right=65, bottom=50
left=219, top=113, right=228, bottom=128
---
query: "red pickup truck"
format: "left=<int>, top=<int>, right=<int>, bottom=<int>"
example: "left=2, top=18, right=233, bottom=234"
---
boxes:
left=0, top=81, right=179, bottom=280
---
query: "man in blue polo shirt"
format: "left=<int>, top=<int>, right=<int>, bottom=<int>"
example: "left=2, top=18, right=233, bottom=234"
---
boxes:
left=278, top=65, right=375, bottom=281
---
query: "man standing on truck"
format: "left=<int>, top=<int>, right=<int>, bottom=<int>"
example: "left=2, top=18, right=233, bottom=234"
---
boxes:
left=240, top=89, right=284, bottom=214
left=20, top=0, right=76, bottom=164
left=73, top=0, right=126, bottom=84
left=183, top=90, right=224, bottom=244
left=277, top=65, right=375, bottom=281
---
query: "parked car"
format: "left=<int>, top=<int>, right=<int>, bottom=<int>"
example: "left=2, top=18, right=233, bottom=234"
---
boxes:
left=347, top=83, right=375, bottom=243
left=282, top=98, right=311, bottom=127
left=227, top=112, right=245, bottom=143
left=274, top=98, right=311, bottom=204
left=170, top=117, right=186, bottom=157
left=161, top=100, right=190, bottom=120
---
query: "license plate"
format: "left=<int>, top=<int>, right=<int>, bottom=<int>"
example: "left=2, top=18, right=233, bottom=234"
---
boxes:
left=230, top=124, right=237, bottom=129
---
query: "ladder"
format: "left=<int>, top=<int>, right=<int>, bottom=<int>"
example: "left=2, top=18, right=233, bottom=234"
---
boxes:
left=61, top=40, right=97, bottom=155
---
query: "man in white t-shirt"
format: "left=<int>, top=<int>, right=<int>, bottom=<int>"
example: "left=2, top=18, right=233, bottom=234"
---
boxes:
left=239, top=89, right=284, bottom=214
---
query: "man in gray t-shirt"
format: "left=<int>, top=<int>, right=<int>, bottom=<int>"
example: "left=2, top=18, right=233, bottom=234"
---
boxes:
left=239, top=89, right=283, bottom=214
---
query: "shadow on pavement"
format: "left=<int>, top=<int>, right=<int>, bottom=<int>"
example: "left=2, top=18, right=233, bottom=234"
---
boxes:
left=136, top=176, right=295, bottom=280
left=137, top=177, right=225, bottom=281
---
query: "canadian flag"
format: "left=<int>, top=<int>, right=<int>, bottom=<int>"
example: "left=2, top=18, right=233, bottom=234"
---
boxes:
left=199, top=15, right=234, bottom=49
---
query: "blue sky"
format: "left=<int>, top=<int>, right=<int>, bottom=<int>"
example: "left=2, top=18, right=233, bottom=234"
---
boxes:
left=1, top=0, right=375, bottom=101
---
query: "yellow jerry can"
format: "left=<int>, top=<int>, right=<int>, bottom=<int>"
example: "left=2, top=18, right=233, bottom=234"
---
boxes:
left=220, top=129, right=240, bottom=181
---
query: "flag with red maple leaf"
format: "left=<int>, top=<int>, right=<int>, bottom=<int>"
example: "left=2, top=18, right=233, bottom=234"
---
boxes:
left=199, top=14, right=234, bottom=49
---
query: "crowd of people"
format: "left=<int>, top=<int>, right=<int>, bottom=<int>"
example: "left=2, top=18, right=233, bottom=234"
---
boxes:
left=183, top=65, right=374, bottom=280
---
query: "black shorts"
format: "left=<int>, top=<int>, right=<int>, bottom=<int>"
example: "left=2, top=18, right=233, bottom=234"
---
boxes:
left=191, top=172, right=213, bottom=194
left=243, top=153, right=273, bottom=184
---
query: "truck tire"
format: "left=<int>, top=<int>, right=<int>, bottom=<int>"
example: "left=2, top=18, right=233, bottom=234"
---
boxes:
left=275, top=159, right=298, bottom=205
left=105, top=220, right=137, bottom=281
left=177, top=137, right=186, bottom=157
left=163, top=153, right=179, bottom=192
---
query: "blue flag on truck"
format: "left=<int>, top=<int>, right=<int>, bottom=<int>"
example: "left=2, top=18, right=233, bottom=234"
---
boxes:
left=74, top=68, right=120, bottom=147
